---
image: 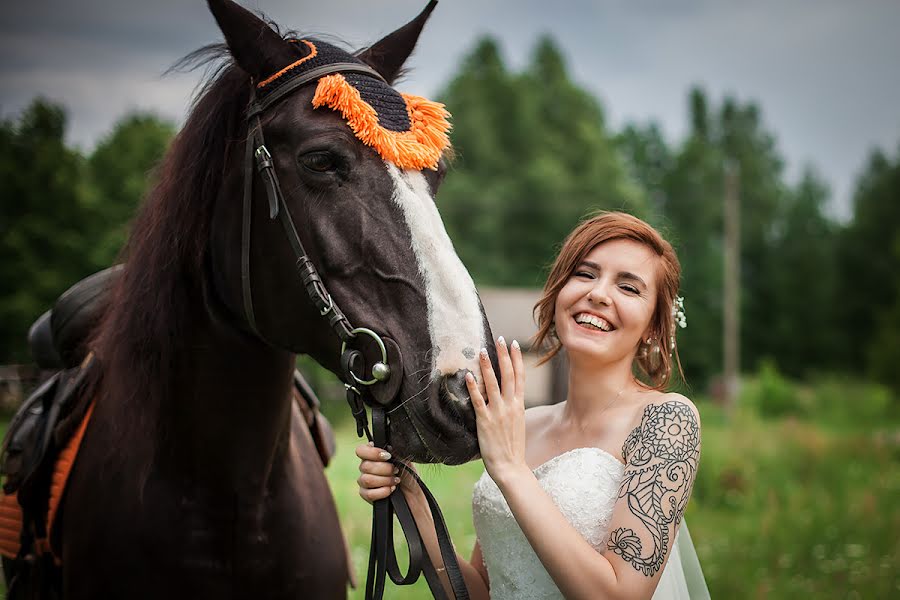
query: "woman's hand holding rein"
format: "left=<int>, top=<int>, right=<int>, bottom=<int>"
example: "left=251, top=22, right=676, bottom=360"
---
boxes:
left=356, top=442, right=403, bottom=504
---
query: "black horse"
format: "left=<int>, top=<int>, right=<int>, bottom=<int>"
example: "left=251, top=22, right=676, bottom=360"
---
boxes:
left=16, top=1, right=494, bottom=597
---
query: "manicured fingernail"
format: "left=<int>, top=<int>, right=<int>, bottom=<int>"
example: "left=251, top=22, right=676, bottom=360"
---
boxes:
left=390, top=485, right=396, bottom=492
left=393, top=467, right=399, bottom=474
left=394, top=477, right=401, bottom=484
left=379, top=451, right=392, bottom=460
left=480, top=348, right=488, bottom=358
left=465, top=372, right=474, bottom=383
left=367, top=441, right=374, bottom=447
left=512, top=339, right=520, bottom=350
left=498, top=336, right=505, bottom=346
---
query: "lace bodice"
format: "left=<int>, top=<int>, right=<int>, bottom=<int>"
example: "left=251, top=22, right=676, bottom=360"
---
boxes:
left=472, top=447, right=684, bottom=599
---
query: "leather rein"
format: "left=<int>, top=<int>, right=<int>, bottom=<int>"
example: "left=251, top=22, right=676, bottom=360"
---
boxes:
left=240, top=64, right=469, bottom=600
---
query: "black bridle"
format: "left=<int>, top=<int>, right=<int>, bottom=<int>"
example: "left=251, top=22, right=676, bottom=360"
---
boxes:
left=240, top=64, right=469, bottom=600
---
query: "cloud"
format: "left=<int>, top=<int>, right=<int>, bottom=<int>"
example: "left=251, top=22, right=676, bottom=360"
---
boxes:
left=2, top=0, right=899, bottom=218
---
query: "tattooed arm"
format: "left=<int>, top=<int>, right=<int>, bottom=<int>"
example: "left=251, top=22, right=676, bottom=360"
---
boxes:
left=491, top=395, right=701, bottom=600
left=604, top=397, right=702, bottom=593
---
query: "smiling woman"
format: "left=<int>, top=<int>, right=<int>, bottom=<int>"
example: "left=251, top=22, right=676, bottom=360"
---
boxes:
left=532, top=212, right=685, bottom=390
left=358, top=210, right=710, bottom=600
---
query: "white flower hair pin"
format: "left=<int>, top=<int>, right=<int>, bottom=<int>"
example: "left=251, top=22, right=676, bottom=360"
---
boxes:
left=673, top=296, right=687, bottom=328
left=670, top=295, right=687, bottom=351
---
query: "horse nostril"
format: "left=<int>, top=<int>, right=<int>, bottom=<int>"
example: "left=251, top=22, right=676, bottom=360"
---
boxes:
left=444, top=369, right=469, bottom=400
left=443, top=369, right=476, bottom=431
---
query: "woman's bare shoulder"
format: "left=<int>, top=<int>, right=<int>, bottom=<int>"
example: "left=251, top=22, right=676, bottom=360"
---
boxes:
left=654, top=391, right=699, bottom=418
left=627, top=390, right=701, bottom=429
left=620, top=392, right=703, bottom=466
left=636, top=389, right=697, bottom=410
left=628, top=391, right=702, bottom=438
left=524, top=403, right=558, bottom=432
left=523, top=403, right=560, bottom=461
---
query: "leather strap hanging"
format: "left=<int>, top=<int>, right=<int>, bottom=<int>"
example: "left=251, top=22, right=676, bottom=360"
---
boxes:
left=370, top=408, right=469, bottom=600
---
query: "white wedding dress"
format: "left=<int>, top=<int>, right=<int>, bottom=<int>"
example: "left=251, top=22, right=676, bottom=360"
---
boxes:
left=472, top=447, right=710, bottom=599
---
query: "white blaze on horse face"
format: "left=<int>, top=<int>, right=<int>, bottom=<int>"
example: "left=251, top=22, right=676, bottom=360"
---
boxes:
left=386, top=163, right=485, bottom=380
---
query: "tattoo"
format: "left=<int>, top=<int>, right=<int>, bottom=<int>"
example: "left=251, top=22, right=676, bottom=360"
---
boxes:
left=621, top=424, right=641, bottom=461
left=607, top=401, right=700, bottom=577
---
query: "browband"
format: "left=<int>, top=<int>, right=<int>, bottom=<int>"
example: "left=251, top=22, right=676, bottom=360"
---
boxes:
left=247, top=63, right=387, bottom=117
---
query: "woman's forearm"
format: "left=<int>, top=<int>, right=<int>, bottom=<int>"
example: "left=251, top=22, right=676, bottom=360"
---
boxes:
left=401, top=487, right=490, bottom=600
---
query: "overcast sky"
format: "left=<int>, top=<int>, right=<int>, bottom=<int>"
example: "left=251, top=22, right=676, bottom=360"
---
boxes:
left=2, top=0, right=899, bottom=220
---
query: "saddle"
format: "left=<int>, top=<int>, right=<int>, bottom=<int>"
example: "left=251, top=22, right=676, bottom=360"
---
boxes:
left=0, top=267, right=115, bottom=599
left=0, top=267, right=338, bottom=598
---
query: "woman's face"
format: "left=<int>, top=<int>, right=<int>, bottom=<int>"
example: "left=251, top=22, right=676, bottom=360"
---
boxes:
left=553, top=239, right=659, bottom=365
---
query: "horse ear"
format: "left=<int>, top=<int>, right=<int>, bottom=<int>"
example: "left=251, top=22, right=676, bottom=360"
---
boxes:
left=357, top=0, right=438, bottom=84
left=207, top=0, right=298, bottom=81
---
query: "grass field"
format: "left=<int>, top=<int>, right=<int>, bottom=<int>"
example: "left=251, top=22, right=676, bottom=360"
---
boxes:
left=1, top=372, right=898, bottom=599
left=325, top=430, right=484, bottom=600
left=327, top=390, right=900, bottom=599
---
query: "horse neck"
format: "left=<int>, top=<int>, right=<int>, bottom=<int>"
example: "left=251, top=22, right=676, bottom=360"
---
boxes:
left=157, top=297, right=298, bottom=492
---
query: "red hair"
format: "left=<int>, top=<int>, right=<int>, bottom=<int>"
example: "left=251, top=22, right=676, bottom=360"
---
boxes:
left=532, top=211, right=684, bottom=389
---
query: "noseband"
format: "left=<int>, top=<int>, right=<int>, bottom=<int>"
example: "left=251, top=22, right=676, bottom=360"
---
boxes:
left=240, top=63, right=469, bottom=600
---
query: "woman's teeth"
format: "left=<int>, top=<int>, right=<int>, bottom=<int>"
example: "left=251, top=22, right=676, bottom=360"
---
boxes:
left=574, top=313, right=613, bottom=332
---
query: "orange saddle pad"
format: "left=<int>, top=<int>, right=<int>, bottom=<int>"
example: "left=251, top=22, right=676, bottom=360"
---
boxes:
left=0, top=402, right=95, bottom=562
left=0, top=491, right=23, bottom=558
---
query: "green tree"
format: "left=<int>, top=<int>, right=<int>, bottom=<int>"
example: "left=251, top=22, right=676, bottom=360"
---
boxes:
left=867, top=242, right=900, bottom=392
left=438, top=35, right=643, bottom=287
left=715, top=98, right=790, bottom=372
left=617, top=122, right=672, bottom=218
left=436, top=37, right=522, bottom=283
left=0, top=105, right=174, bottom=362
left=839, top=145, right=900, bottom=388
left=85, top=113, right=175, bottom=268
left=657, top=89, right=725, bottom=387
left=0, top=100, right=93, bottom=361
left=768, top=168, right=839, bottom=377
left=621, top=87, right=829, bottom=388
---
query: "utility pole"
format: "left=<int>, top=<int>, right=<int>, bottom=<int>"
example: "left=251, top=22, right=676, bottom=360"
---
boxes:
left=723, top=159, right=741, bottom=412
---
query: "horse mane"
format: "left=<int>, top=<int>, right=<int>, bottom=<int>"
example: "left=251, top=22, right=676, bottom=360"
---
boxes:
left=86, top=25, right=359, bottom=456
left=87, top=44, right=251, bottom=446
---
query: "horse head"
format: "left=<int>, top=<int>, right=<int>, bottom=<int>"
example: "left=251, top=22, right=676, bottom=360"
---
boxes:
left=206, top=0, right=493, bottom=465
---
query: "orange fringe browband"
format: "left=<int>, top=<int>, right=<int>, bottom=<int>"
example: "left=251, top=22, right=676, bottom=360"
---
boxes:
left=312, top=74, right=451, bottom=171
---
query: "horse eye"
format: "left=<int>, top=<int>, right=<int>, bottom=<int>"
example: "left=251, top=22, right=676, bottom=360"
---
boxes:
left=300, top=151, right=336, bottom=173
